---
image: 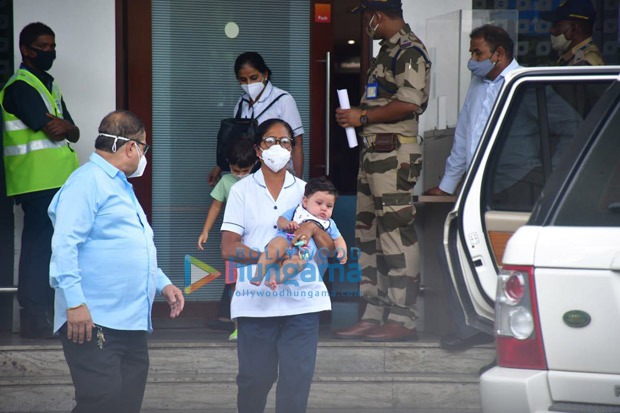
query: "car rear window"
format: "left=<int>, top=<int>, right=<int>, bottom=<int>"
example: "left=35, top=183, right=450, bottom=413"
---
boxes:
left=486, top=80, right=613, bottom=213
left=553, top=101, right=620, bottom=227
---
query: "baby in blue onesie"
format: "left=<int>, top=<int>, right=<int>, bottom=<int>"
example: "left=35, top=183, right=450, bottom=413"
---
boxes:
left=251, top=177, right=347, bottom=290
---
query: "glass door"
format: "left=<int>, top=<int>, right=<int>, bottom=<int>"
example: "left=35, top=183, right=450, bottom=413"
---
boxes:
left=310, top=0, right=366, bottom=195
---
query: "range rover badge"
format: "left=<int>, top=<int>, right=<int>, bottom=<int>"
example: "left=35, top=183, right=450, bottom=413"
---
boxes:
left=563, top=310, right=591, bottom=328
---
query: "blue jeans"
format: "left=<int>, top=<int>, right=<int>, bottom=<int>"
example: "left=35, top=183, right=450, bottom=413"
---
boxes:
left=237, top=312, right=320, bottom=413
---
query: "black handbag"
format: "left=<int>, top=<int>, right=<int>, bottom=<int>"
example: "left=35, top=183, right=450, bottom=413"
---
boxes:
left=216, top=93, right=287, bottom=171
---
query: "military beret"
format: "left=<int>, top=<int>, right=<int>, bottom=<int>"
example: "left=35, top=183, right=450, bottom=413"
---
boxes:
left=352, top=0, right=402, bottom=13
left=540, top=0, right=596, bottom=23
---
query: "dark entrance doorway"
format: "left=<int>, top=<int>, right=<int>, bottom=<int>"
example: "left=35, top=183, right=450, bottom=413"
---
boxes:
left=309, top=1, right=369, bottom=329
left=309, top=0, right=368, bottom=195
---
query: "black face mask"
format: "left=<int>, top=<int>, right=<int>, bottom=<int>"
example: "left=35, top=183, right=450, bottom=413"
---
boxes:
left=29, top=47, right=56, bottom=71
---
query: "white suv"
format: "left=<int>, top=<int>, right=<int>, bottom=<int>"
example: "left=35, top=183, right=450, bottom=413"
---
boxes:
left=442, top=67, right=620, bottom=412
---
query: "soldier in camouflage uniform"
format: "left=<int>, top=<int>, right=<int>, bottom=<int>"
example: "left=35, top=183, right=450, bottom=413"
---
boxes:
left=334, top=0, right=430, bottom=342
left=542, top=0, right=605, bottom=66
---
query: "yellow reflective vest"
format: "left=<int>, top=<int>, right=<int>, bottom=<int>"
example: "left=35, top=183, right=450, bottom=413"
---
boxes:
left=1, top=69, right=78, bottom=196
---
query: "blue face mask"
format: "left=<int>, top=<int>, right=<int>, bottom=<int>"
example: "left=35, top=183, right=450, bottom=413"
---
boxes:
left=467, top=53, right=496, bottom=78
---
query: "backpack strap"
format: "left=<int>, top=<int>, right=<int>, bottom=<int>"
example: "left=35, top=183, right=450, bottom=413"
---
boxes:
left=235, top=92, right=287, bottom=120
left=255, top=93, right=287, bottom=120
left=234, top=97, right=247, bottom=119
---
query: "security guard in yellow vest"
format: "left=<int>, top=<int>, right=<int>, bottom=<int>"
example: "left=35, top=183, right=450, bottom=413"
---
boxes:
left=541, top=0, right=606, bottom=66
left=1, top=22, right=79, bottom=338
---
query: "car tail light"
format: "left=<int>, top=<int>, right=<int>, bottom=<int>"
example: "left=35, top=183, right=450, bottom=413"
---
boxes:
left=495, top=265, right=547, bottom=370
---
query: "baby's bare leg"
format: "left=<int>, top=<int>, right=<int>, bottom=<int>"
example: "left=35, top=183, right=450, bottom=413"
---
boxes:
left=265, top=254, right=306, bottom=290
left=252, top=237, right=289, bottom=285
left=279, top=255, right=306, bottom=283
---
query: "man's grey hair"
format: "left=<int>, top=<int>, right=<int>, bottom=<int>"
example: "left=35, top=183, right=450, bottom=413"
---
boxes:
left=95, top=110, right=145, bottom=153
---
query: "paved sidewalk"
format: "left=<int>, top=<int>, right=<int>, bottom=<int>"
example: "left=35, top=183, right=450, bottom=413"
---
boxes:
left=140, top=409, right=482, bottom=413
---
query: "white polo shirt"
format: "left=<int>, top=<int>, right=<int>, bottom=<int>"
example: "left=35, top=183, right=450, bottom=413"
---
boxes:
left=221, top=169, right=331, bottom=318
left=233, top=82, right=304, bottom=138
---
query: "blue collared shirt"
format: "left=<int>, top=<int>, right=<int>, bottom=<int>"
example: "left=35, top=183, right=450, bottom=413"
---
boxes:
left=439, top=59, right=522, bottom=194
left=48, top=152, right=172, bottom=333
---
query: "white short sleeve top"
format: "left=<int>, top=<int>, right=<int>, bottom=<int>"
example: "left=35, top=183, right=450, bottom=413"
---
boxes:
left=233, top=82, right=304, bottom=137
left=221, top=169, right=331, bottom=318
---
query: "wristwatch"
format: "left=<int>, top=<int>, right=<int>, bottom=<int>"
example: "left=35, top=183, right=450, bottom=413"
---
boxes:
left=359, top=110, right=368, bottom=126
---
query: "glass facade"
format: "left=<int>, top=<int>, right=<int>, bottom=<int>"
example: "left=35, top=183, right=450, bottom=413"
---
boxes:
left=151, top=0, right=310, bottom=300
left=473, top=0, right=619, bottom=66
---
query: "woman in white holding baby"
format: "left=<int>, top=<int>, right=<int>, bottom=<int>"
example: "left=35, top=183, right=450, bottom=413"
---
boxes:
left=220, top=118, right=336, bottom=413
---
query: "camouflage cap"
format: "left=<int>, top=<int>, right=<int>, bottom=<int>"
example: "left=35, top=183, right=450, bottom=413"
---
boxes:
left=540, top=0, right=596, bottom=23
left=352, top=0, right=402, bottom=13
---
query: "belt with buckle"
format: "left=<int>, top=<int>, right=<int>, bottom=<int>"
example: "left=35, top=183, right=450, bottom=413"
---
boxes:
left=363, top=134, right=417, bottom=147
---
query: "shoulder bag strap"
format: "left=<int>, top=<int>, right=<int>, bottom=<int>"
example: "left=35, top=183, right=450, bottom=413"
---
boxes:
left=255, top=93, right=287, bottom=120
left=235, top=97, right=249, bottom=119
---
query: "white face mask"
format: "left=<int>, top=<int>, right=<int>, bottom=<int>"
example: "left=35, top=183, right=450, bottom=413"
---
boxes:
left=551, top=33, right=571, bottom=53
left=128, top=143, right=147, bottom=178
left=100, top=133, right=148, bottom=178
left=231, top=172, right=249, bottom=179
left=259, top=144, right=291, bottom=173
left=241, top=80, right=266, bottom=101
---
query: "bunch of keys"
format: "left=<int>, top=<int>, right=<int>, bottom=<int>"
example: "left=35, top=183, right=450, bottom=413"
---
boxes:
left=95, top=325, right=105, bottom=349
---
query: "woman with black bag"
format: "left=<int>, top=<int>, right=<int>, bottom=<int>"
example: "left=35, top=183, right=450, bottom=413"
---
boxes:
left=208, top=52, right=305, bottom=185
left=205, top=52, right=305, bottom=336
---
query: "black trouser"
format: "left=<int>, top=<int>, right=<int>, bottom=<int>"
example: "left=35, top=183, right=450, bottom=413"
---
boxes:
left=436, top=246, right=479, bottom=339
left=217, top=283, right=233, bottom=319
left=17, top=190, right=56, bottom=317
left=60, top=324, right=149, bottom=413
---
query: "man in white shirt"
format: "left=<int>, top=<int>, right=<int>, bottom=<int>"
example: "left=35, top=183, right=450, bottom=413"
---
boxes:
left=425, top=25, right=521, bottom=351
left=425, top=24, right=522, bottom=197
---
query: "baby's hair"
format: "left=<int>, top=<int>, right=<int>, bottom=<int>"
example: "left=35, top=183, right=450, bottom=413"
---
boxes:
left=227, top=137, right=257, bottom=168
left=304, top=176, right=338, bottom=198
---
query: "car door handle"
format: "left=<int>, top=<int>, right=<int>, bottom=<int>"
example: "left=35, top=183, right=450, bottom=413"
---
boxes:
left=611, top=254, right=620, bottom=271
left=608, top=202, right=620, bottom=213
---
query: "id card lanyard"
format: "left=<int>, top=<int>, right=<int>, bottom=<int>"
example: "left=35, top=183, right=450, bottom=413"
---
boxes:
left=366, top=54, right=379, bottom=100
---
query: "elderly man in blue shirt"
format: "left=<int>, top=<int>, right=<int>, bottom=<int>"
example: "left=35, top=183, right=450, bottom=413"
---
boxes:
left=48, top=109, right=184, bottom=413
left=424, top=25, right=521, bottom=350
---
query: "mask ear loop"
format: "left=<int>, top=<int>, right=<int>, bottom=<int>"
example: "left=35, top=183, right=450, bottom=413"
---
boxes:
left=368, top=14, right=375, bottom=30
left=100, top=133, right=129, bottom=153
left=372, top=13, right=381, bottom=30
left=486, top=48, right=498, bottom=66
left=101, top=133, right=120, bottom=153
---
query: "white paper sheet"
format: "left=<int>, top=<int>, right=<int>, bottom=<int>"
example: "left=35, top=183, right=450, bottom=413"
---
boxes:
left=336, top=89, right=359, bottom=148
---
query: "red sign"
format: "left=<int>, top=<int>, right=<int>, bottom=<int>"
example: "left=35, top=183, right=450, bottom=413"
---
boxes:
left=314, top=3, right=331, bottom=24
